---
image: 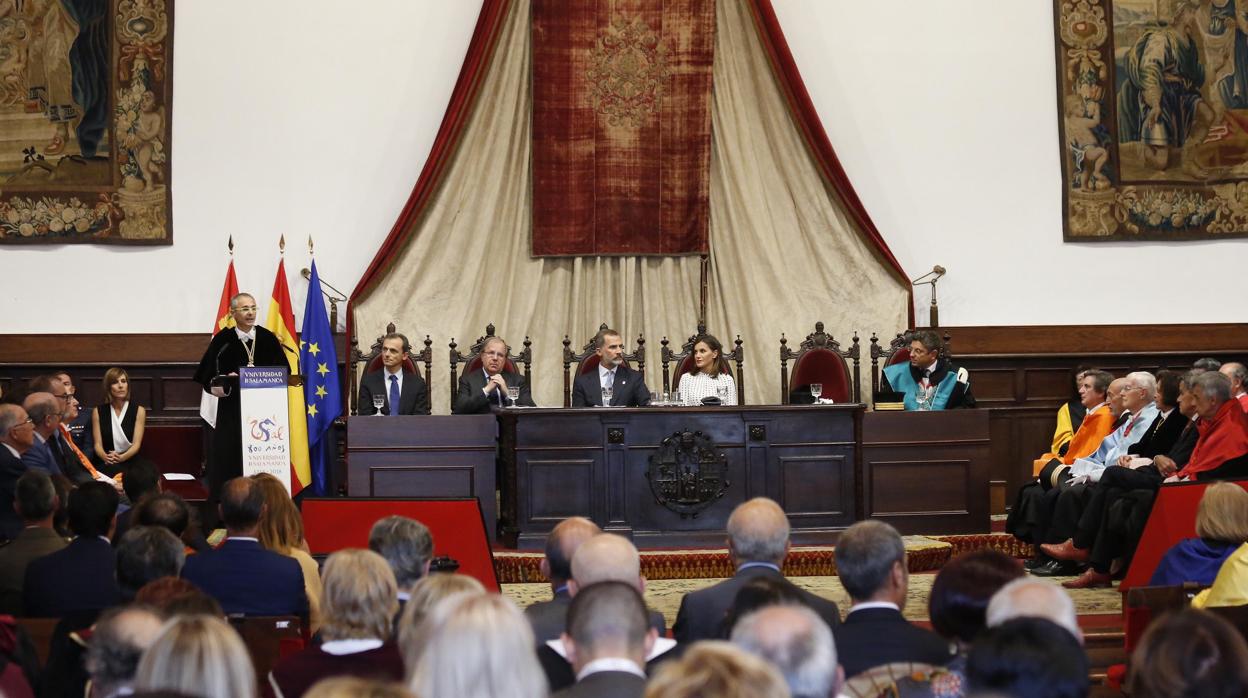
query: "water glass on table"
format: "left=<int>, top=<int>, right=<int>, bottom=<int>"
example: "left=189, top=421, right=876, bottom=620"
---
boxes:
left=716, top=384, right=730, bottom=402
left=507, top=386, right=520, bottom=407
left=601, top=385, right=614, bottom=407
left=810, top=383, right=823, bottom=404
left=371, top=395, right=385, bottom=416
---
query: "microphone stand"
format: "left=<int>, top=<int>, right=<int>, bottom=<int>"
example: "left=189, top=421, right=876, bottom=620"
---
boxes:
left=910, top=265, right=946, bottom=328
left=301, top=268, right=348, bottom=330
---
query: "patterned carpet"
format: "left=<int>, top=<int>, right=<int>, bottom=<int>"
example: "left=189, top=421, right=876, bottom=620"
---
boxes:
left=502, top=571, right=1122, bottom=628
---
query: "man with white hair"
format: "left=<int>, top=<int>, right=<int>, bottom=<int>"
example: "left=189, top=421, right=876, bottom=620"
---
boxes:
left=731, top=604, right=842, bottom=698
left=985, top=577, right=1081, bottom=641
left=86, top=605, right=166, bottom=698
left=1221, top=361, right=1248, bottom=412
left=672, top=497, right=839, bottom=643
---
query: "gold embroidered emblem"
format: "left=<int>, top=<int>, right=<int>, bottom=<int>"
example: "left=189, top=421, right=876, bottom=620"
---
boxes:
left=586, top=15, right=670, bottom=128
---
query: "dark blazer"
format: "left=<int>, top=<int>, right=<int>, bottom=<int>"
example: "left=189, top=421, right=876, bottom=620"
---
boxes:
left=525, top=588, right=667, bottom=644
left=23, top=536, right=121, bottom=617
left=0, top=527, right=68, bottom=615
left=181, top=538, right=308, bottom=617
left=539, top=643, right=682, bottom=693
left=833, top=606, right=956, bottom=678
left=20, top=437, right=62, bottom=478
left=671, top=564, right=840, bottom=644
left=1128, top=408, right=1189, bottom=459
left=552, top=669, right=646, bottom=698
left=453, top=369, right=535, bottom=414
left=571, top=365, right=651, bottom=407
left=358, top=369, right=431, bottom=415
left=0, top=446, right=25, bottom=541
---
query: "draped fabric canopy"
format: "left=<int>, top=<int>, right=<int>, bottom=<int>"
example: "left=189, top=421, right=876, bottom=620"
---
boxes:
left=349, top=0, right=912, bottom=413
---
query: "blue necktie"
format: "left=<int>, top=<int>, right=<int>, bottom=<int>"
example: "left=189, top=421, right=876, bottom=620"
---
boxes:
left=388, top=375, right=400, bottom=416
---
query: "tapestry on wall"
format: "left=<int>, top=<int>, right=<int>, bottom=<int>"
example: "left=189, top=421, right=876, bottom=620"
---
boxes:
left=0, top=0, right=172, bottom=245
left=1056, top=0, right=1248, bottom=241
left=531, top=0, right=715, bottom=256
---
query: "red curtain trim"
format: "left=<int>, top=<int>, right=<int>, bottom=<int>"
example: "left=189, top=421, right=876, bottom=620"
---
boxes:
left=745, top=0, right=915, bottom=325
left=346, top=0, right=514, bottom=344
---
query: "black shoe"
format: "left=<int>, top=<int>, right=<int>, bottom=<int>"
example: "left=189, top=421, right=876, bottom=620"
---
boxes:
left=1024, top=556, right=1051, bottom=571
left=1031, top=560, right=1083, bottom=577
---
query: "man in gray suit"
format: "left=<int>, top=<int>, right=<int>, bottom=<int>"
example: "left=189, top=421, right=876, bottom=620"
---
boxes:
left=553, top=582, right=654, bottom=698
left=525, top=516, right=602, bottom=643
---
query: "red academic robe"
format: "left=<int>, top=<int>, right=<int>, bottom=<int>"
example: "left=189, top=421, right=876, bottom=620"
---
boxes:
left=1177, top=400, right=1248, bottom=480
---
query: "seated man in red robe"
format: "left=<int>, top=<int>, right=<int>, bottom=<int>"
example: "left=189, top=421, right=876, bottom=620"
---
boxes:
left=1220, top=362, right=1248, bottom=413
left=1164, top=371, right=1248, bottom=483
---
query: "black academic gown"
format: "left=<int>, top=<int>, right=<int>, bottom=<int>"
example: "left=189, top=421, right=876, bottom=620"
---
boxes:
left=193, top=326, right=285, bottom=497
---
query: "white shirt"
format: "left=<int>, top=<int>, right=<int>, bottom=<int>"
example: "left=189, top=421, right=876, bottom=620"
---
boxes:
left=110, top=401, right=132, bottom=452
left=680, top=371, right=738, bottom=406
left=848, top=601, right=901, bottom=614
left=235, top=327, right=256, bottom=343
left=320, top=638, right=384, bottom=656
left=2, top=443, right=20, bottom=459
left=577, top=657, right=646, bottom=681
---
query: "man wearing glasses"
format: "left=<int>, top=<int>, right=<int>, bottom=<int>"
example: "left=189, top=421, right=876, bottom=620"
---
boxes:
left=0, top=404, right=36, bottom=541
left=192, top=293, right=285, bottom=506
left=453, top=336, right=535, bottom=414
left=19, top=392, right=69, bottom=479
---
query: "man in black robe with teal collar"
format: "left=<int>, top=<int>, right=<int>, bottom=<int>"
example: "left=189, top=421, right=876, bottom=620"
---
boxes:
left=879, top=330, right=975, bottom=410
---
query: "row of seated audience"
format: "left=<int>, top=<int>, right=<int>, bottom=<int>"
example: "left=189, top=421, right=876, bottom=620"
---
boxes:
left=1008, top=359, right=1248, bottom=588
left=8, top=479, right=1248, bottom=697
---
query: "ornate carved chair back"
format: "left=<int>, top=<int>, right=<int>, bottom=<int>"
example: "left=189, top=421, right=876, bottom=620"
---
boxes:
left=780, top=322, right=860, bottom=403
left=660, top=322, right=745, bottom=404
left=561, top=323, right=646, bottom=407
left=448, top=322, right=533, bottom=412
left=348, top=321, right=433, bottom=415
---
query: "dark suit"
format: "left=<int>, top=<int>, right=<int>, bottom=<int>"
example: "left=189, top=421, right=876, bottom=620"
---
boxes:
left=0, top=527, right=68, bottom=615
left=539, top=643, right=682, bottom=693
left=672, top=564, right=840, bottom=643
left=525, top=589, right=667, bottom=644
left=1127, top=408, right=1189, bottom=460
left=20, top=437, right=62, bottom=478
left=181, top=538, right=308, bottom=617
left=453, top=369, right=535, bottom=414
left=834, top=606, right=956, bottom=678
left=358, top=369, right=431, bottom=416
left=0, top=446, right=25, bottom=542
left=552, top=669, right=646, bottom=698
left=571, top=365, right=651, bottom=407
left=23, top=536, right=121, bottom=617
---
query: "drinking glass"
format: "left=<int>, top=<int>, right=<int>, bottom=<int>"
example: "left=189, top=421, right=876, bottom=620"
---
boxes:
left=659, top=391, right=670, bottom=406
left=371, top=395, right=385, bottom=416
left=810, top=383, right=823, bottom=404
left=507, top=386, right=520, bottom=407
left=915, top=387, right=931, bottom=411
left=673, top=389, right=682, bottom=406
left=716, top=384, right=730, bottom=402
left=602, top=385, right=614, bottom=407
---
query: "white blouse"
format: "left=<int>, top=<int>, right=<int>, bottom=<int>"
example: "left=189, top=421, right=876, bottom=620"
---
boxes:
left=111, top=401, right=132, bottom=452
left=679, top=371, right=738, bottom=406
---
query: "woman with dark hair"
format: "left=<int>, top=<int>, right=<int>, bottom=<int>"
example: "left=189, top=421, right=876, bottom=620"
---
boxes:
left=91, top=367, right=146, bottom=471
left=679, top=334, right=737, bottom=406
left=1128, top=608, right=1248, bottom=697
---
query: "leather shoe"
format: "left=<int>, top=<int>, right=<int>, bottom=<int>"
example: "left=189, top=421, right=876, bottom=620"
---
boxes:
left=1024, top=556, right=1050, bottom=571
left=1029, top=560, right=1082, bottom=577
left=1040, top=539, right=1090, bottom=563
left=1062, top=568, right=1113, bottom=589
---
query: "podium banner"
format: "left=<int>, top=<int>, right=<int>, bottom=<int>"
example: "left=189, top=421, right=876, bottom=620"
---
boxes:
left=239, top=366, right=293, bottom=493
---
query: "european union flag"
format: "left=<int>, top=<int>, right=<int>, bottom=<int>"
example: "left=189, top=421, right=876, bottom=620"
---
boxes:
left=299, top=261, right=341, bottom=496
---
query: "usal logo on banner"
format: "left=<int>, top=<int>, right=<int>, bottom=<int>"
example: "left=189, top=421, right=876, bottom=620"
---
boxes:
left=239, top=366, right=292, bottom=493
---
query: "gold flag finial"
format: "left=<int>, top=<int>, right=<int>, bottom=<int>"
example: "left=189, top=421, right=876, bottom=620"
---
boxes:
left=279, top=234, right=286, bottom=254
left=228, top=235, right=234, bottom=255
left=308, top=235, right=314, bottom=256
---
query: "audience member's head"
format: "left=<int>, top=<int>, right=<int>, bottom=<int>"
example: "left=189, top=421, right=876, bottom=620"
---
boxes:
left=1079, top=369, right=1113, bottom=408
left=541, top=516, right=602, bottom=587
left=720, top=575, right=807, bottom=638
left=320, top=548, right=399, bottom=642
left=1194, top=357, right=1224, bottom=371
left=1155, top=369, right=1182, bottom=410
left=727, top=497, right=791, bottom=567
left=1196, top=482, right=1248, bottom=544
left=1179, top=369, right=1207, bottom=417
left=136, top=493, right=191, bottom=539
left=1128, top=608, right=1248, bottom=698
left=23, top=391, right=61, bottom=437
left=122, top=458, right=162, bottom=505
left=303, top=677, right=418, bottom=698
left=645, top=641, right=791, bottom=698
left=986, top=578, right=1080, bottom=641
left=570, top=532, right=644, bottom=593
left=219, top=477, right=264, bottom=536
left=731, top=605, right=839, bottom=698
left=250, top=472, right=304, bottom=554
left=0, top=404, right=34, bottom=453
left=834, top=519, right=907, bottom=605
left=1192, top=371, right=1235, bottom=419
left=69, top=480, right=120, bottom=539
left=368, top=515, right=434, bottom=593
left=966, top=617, right=1088, bottom=698
left=87, top=604, right=165, bottom=698
left=397, top=573, right=485, bottom=649
left=1223, top=362, right=1247, bottom=396
left=929, top=550, right=1025, bottom=645
left=134, top=615, right=257, bottom=698
left=563, top=581, right=656, bottom=674
left=404, top=592, right=547, bottom=698
left=1122, top=371, right=1158, bottom=414
left=135, top=577, right=223, bottom=618
left=1107, top=377, right=1130, bottom=417
left=14, top=469, right=57, bottom=524
left=117, top=526, right=186, bottom=601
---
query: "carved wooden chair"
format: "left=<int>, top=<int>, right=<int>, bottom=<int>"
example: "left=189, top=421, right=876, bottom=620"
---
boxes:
left=561, top=323, right=645, bottom=407
left=348, top=322, right=433, bottom=416
left=448, top=323, right=532, bottom=412
left=779, top=322, right=860, bottom=403
left=869, top=330, right=951, bottom=399
left=660, top=322, right=745, bottom=404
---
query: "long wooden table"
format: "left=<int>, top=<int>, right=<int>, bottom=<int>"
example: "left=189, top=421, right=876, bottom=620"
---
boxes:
left=344, top=406, right=992, bottom=549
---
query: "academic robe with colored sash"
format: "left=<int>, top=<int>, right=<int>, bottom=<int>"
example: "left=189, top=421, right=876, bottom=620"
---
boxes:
left=880, top=359, right=974, bottom=410
left=1032, top=403, right=1115, bottom=476
left=1176, top=399, right=1248, bottom=481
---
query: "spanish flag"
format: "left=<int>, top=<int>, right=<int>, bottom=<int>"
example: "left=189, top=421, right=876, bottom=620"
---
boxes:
left=267, top=260, right=311, bottom=494
left=199, top=260, right=239, bottom=428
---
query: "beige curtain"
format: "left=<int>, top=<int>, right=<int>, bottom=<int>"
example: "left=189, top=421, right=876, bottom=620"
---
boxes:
left=353, top=0, right=910, bottom=413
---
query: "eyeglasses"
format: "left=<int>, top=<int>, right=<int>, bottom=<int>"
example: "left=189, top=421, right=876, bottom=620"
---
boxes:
left=11, top=418, right=33, bottom=429
left=52, top=393, right=70, bottom=402
left=234, top=305, right=258, bottom=313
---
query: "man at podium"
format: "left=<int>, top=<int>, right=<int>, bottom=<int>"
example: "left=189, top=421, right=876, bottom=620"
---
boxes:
left=193, top=293, right=285, bottom=502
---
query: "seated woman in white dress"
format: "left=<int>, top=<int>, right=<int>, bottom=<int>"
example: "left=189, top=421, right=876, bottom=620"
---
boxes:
left=680, top=334, right=738, bottom=406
